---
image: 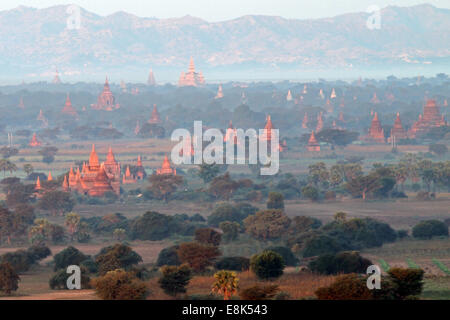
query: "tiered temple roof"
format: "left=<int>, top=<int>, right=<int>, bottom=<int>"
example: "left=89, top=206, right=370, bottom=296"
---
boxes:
left=286, top=90, right=293, bottom=101
left=91, top=77, right=120, bottom=111
left=215, top=85, right=224, bottom=99
left=147, top=69, right=156, bottom=86
left=29, top=133, right=42, bottom=147
left=148, top=104, right=162, bottom=124
left=388, top=113, right=407, bottom=143
left=156, top=155, right=177, bottom=175
left=408, top=99, right=447, bottom=138
left=365, top=112, right=385, bottom=143
left=302, top=113, right=308, bottom=129
left=307, top=131, right=320, bottom=151
left=316, top=112, right=324, bottom=132
left=61, top=94, right=77, bottom=117
left=178, top=57, right=205, bottom=87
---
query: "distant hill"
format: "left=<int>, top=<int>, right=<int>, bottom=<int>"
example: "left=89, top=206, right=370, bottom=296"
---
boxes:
left=0, top=4, right=449, bottom=81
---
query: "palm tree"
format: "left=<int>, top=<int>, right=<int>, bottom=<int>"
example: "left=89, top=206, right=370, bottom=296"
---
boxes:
left=211, top=270, right=239, bottom=300
left=0, top=159, right=17, bottom=177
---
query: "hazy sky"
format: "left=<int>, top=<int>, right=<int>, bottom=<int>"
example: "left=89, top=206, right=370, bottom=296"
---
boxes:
left=1, top=0, right=449, bottom=21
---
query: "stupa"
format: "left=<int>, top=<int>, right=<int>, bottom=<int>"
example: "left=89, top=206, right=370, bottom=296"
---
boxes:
left=307, top=131, right=320, bottom=151
left=388, top=113, right=407, bottom=143
left=148, top=104, right=162, bottom=124
left=364, top=112, right=385, bottom=143
left=29, top=133, right=42, bottom=147
left=215, top=85, right=224, bottom=99
left=156, top=155, right=177, bottom=175
left=91, top=77, right=120, bottom=111
left=178, top=57, right=205, bottom=87
left=61, top=94, right=77, bottom=117
left=147, top=69, right=156, bottom=86
left=408, top=99, right=447, bottom=138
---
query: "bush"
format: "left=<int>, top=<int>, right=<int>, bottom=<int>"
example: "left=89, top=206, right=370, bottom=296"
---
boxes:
left=0, top=262, right=20, bottom=294
left=158, top=264, right=192, bottom=297
left=219, top=221, right=240, bottom=242
left=128, top=211, right=180, bottom=240
left=266, top=246, right=299, bottom=266
left=27, top=244, right=51, bottom=262
left=250, top=250, right=285, bottom=280
left=412, top=220, right=449, bottom=239
left=49, top=267, right=91, bottom=290
left=239, top=284, right=279, bottom=300
left=309, top=251, right=372, bottom=275
left=315, top=274, right=372, bottom=300
left=214, top=257, right=250, bottom=271
left=95, top=244, right=142, bottom=275
left=91, top=269, right=148, bottom=300
left=194, top=228, right=222, bottom=246
left=156, top=245, right=181, bottom=267
left=177, top=242, right=221, bottom=273
left=53, top=246, right=88, bottom=272
left=243, top=209, right=291, bottom=241
left=388, top=267, right=424, bottom=299
left=301, top=186, right=319, bottom=201
left=267, top=192, right=284, bottom=209
left=1, top=250, right=32, bottom=273
left=207, top=203, right=257, bottom=226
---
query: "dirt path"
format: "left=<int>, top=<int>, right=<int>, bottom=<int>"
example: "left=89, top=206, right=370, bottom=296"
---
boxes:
left=0, top=290, right=97, bottom=300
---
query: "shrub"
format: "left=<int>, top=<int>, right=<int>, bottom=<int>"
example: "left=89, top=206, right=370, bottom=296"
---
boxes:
left=0, top=262, right=20, bottom=294
left=315, top=274, right=372, bottom=300
left=301, top=186, right=319, bottom=201
left=156, top=245, right=181, bottom=267
left=177, top=242, right=221, bottom=273
left=27, top=244, right=51, bottom=262
left=239, top=284, right=279, bottom=300
left=207, top=203, right=257, bottom=226
left=266, top=246, right=299, bottom=266
left=250, top=250, right=285, bottom=280
left=267, top=192, right=284, bottom=209
left=212, top=270, right=239, bottom=300
left=243, top=209, right=291, bottom=241
left=194, top=228, right=222, bottom=246
left=388, top=267, right=424, bottom=299
left=397, top=230, right=409, bottom=239
left=91, top=269, right=148, bottom=300
left=128, top=211, right=180, bottom=240
left=214, top=257, right=250, bottom=271
left=95, top=244, right=142, bottom=275
left=219, top=221, right=240, bottom=242
left=412, top=220, right=449, bottom=239
left=0, top=250, right=32, bottom=273
left=53, top=246, right=88, bottom=272
left=49, top=267, right=91, bottom=290
left=309, top=251, right=372, bottom=275
left=303, top=235, right=343, bottom=257
left=158, top=264, right=192, bottom=297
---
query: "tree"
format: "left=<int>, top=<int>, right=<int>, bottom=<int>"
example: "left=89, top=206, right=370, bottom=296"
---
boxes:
left=0, top=159, right=17, bottom=177
left=92, top=269, right=148, bottom=300
left=29, top=218, right=65, bottom=244
left=53, top=246, right=88, bottom=271
left=214, top=257, right=250, bottom=271
left=345, top=174, right=381, bottom=200
left=113, top=228, right=126, bottom=241
left=412, top=220, right=449, bottom=239
left=148, top=174, right=183, bottom=203
left=243, top=209, right=291, bottom=241
left=315, top=129, right=359, bottom=149
left=38, top=191, right=75, bottom=216
left=308, top=251, right=372, bottom=275
left=156, top=245, right=181, bottom=267
left=0, top=262, right=20, bottom=294
left=240, top=284, right=279, bottom=300
left=387, top=268, right=424, bottom=299
left=38, top=146, right=58, bottom=165
left=219, top=221, right=240, bottom=242
left=429, top=144, right=448, bottom=157
left=0, top=206, right=13, bottom=244
left=207, top=202, right=257, bottom=226
left=177, top=242, right=221, bottom=272
left=65, top=212, right=81, bottom=241
left=250, top=250, right=285, bottom=280
left=95, top=244, right=142, bottom=275
left=49, top=267, right=91, bottom=290
left=267, top=191, right=284, bottom=209
left=301, top=185, right=319, bottom=201
left=0, top=147, right=19, bottom=159
left=212, top=270, right=239, bottom=300
left=198, top=163, right=221, bottom=183
left=315, top=274, right=372, bottom=300
left=308, top=162, right=329, bottom=188
left=194, top=228, right=221, bottom=246
left=158, top=264, right=192, bottom=297
left=23, top=164, right=34, bottom=176
left=129, top=211, right=179, bottom=241
left=208, top=172, right=239, bottom=200
left=266, top=246, right=298, bottom=266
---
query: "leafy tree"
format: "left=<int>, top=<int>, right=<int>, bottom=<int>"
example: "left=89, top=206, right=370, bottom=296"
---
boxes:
left=29, top=218, right=65, bottom=244
left=65, top=212, right=81, bottom=241
left=0, top=159, right=17, bottom=177
left=113, top=228, right=126, bottom=241
left=412, top=220, right=449, bottom=239
left=214, top=257, right=250, bottom=271
left=315, top=129, right=359, bottom=149
left=345, top=174, right=381, bottom=200
left=0, top=147, right=19, bottom=159
left=198, top=163, right=221, bottom=183
left=308, top=162, right=329, bottom=189
left=158, top=264, right=192, bottom=297
left=208, top=173, right=239, bottom=200
left=267, top=191, right=284, bottom=209
left=315, top=274, right=372, bottom=300
left=38, top=191, right=75, bottom=216
left=0, top=206, right=13, bottom=244
left=49, top=267, right=91, bottom=290
left=177, top=242, right=221, bottom=272
left=244, top=210, right=291, bottom=241
left=0, top=262, right=20, bottom=294
left=239, top=284, right=279, bottom=300
left=207, top=202, right=257, bottom=226
left=129, top=211, right=179, bottom=240
left=212, top=270, right=239, bottom=300
left=250, top=250, right=285, bottom=280
left=38, top=146, right=58, bottom=165
left=92, top=269, right=148, bottom=300
left=53, top=246, right=88, bottom=271
left=95, top=244, right=142, bottom=275
left=219, top=221, right=240, bottom=242
left=266, top=246, right=298, bottom=266
left=148, top=174, right=183, bottom=203
left=194, top=228, right=221, bottom=246
left=309, top=251, right=372, bottom=275
left=23, top=164, right=34, bottom=176
left=301, top=185, right=319, bottom=201
left=387, top=268, right=424, bottom=299
left=156, top=245, right=181, bottom=267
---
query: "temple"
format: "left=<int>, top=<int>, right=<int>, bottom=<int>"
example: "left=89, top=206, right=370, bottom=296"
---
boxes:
left=18, top=97, right=25, bottom=109
left=156, top=155, right=177, bottom=175
left=408, top=99, right=447, bottom=138
left=178, top=57, right=205, bottom=87
left=61, top=94, right=77, bottom=117
left=147, top=69, right=156, bottom=86
left=215, top=85, right=224, bottom=99
left=29, top=133, right=42, bottom=147
left=319, top=89, right=325, bottom=99
left=316, top=112, right=324, bottom=132
left=148, top=104, right=162, bottom=124
left=67, top=145, right=121, bottom=196
left=91, top=77, right=120, bottom=111
left=388, top=113, right=407, bottom=143
left=53, top=69, right=61, bottom=84
left=371, top=93, right=380, bottom=104
left=260, top=115, right=274, bottom=142
left=302, top=113, right=308, bottom=129
left=307, top=131, right=320, bottom=151
left=122, top=166, right=136, bottom=184
left=135, top=120, right=140, bottom=135
left=303, top=85, right=308, bottom=94
left=364, top=112, right=385, bottom=143
left=286, top=90, right=293, bottom=101
left=330, top=88, right=336, bottom=99
left=134, top=155, right=147, bottom=180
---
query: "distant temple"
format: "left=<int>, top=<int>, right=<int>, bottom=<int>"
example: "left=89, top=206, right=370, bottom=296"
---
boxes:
left=302, top=113, right=308, bottom=129
left=260, top=115, right=274, bottom=142
left=91, top=77, right=120, bottom=111
left=156, top=155, right=177, bottom=175
left=303, top=85, right=308, bottom=94
left=408, top=99, right=447, bottom=138
left=134, top=120, right=140, bottom=135
left=330, top=88, right=337, bottom=99
left=134, top=155, right=147, bottom=180
left=316, top=112, right=324, bottom=132
left=53, top=69, right=61, bottom=84
left=122, top=166, right=136, bottom=184
left=307, top=131, right=320, bottom=151
left=148, top=104, right=162, bottom=124
left=37, top=109, right=45, bottom=121
left=371, top=93, right=380, bottom=104
left=338, top=111, right=345, bottom=122
left=18, top=97, right=25, bottom=109
left=29, top=133, right=42, bottom=147
left=178, top=57, right=205, bottom=87
left=388, top=113, right=407, bottom=143
left=61, top=94, right=77, bottom=117
left=147, top=69, right=156, bottom=86
left=319, top=89, right=325, bottom=99
left=215, top=85, right=224, bottom=99
left=364, top=112, right=385, bottom=143
left=286, top=90, right=293, bottom=101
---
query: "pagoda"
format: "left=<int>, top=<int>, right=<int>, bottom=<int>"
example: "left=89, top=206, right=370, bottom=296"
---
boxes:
left=319, top=89, right=325, bottom=99
left=35, top=177, right=42, bottom=191
left=330, top=88, right=337, bottom=99
left=147, top=69, right=156, bottom=86
left=91, top=77, right=120, bottom=111
left=104, top=146, right=121, bottom=177
left=156, top=155, right=176, bottom=175
left=134, top=155, right=147, bottom=180
left=260, top=115, right=274, bottom=142
left=316, top=112, right=324, bottom=132
left=408, top=99, right=447, bottom=138
left=37, top=109, right=46, bottom=121
left=338, top=111, right=345, bottom=122
left=178, top=57, right=205, bottom=87
left=122, top=166, right=136, bottom=184
left=53, top=69, right=61, bottom=84
left=371, top=93, right=380, bottom=104
left=88, top=165, right=114, bottom=197
left=286, top=90, right=293, bottom=101
left=61, top=94, right=77, bottom=117
left=134, top=120, right=140, bottom=135
left=307, top=131, right=320, bottom=151
left=179, top=134, right=195, bottom=157
left=215, top=85, right=224, bottom=99
left=148, top=104, right=162, bottom=124
left=48, top=172, right=53, bottom=181
left=29, top=133, right=42, bottom=147
left=62, top=175, right=69, bottom=191
left=302, top=113, right=308, bottom=129
left=303, top=85, right=308, bottom=94
left=365, top=112, right=385, bottom=143
left=388, top=113, right=407, bottom=143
